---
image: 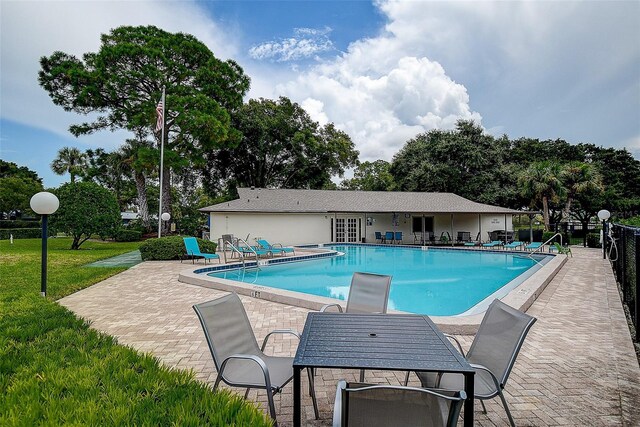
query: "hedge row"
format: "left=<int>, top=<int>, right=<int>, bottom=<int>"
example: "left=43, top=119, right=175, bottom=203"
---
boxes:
left=0, top=228, right=54, bottom=239
left=113, top=228, right=143, bottom=242
left=0, top=220, right=40, bottom=229
left=139, top=236, right=217, bottom=261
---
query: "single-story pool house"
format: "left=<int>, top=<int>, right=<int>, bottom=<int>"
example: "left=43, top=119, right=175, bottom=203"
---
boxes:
left=200, top=187, right=526, bottom=246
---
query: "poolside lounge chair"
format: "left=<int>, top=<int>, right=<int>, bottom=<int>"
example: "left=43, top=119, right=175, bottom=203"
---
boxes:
left=456, top=231, right=471, bottom=244
left=394, top=231, right=403, bottom=244
left=463, top=232, right=481, bottom=247
left=183, top=237, right=220, bottom=264
left=525, top=242, right=544, bottom=251
left=504, top=241, right=524, bottom=250
left=437, top=231, right=451, bottom=244
left=375, top=231, right=383, bottom=243
left=482, top=240, right=503, bottom=249
left=407, top=299, right=537, bottom=427
left=193, top=293, right=318, bottom=424
left=332, top=381, right=466, bottom=427
left=552, top=242, right=572, bottom=257
left=256, top=239, right=295, bottom=256
left=384, top=231, right=394, bottom=244
left=321, top=272, right=392, bottom=381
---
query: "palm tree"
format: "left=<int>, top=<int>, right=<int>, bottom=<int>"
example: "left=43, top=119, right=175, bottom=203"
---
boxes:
left=518, top=161, right=565, bottom=230
left=51, top=147, right=87, bottom=183
left=120, top=139, right=155, bottom=229
left=560, top=162, right=603, bottom=221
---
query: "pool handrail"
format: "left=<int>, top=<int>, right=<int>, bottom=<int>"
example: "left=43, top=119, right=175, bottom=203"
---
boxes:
left=527, top=233, right=563, bottom=256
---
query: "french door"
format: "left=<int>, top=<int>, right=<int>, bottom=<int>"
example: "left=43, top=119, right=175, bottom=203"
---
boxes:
left=335, top=217, right=360, bottom=242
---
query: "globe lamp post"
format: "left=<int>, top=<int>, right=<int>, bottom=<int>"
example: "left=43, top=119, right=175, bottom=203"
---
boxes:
left=30, top=192, right=59, bottom=297
left=161, top=212, right=171, bottom=236
left=597, top=209, right=610, bottom=260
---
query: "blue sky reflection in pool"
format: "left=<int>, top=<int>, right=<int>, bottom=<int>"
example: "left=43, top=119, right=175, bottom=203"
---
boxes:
left=208, top=245, right=545, bottom=316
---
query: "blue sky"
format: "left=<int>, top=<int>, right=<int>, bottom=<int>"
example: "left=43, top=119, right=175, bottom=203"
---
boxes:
left=1, top=0, right=639, bottom=188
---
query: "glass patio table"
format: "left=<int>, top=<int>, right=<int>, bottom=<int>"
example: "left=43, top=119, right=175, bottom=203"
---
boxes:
left=292, top=312, right=475, bottom=426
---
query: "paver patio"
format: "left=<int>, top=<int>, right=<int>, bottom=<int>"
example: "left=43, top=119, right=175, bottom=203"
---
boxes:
left=59, top=247, right=640, bottom=426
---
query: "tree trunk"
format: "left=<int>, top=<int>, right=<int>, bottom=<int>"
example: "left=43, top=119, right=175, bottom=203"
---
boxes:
left=161, top=166, right=171, bottom=234
left=542, top=196, right=550, bottom=231
left=134, top=171, right=150, bottom=229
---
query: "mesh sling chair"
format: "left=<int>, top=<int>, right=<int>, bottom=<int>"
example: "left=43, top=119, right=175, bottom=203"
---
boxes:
left=320, top=272, right=392, bottom=382
left=320, top=272, right=392, bottom=314
left=406, top=299, right=537, bottom=427
left=333, top=381, right=466, bottom=427
left=193, top=293, right=318, bottom=424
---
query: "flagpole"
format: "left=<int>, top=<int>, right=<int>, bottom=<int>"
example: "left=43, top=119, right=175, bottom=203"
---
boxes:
left=157, top=86, right=166, bottom=238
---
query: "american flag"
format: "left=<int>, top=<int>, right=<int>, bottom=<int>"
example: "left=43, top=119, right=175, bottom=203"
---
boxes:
left=155, top=99, right=164, bottom=132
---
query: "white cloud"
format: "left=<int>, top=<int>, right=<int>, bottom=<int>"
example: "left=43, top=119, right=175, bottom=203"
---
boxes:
left=275, top=0, right=639, bottom=161
left=278, top=23, right=481, bottom=161
left=0, top=0, right=240, bottom=150
left=248, top=27, right=334, bottom=62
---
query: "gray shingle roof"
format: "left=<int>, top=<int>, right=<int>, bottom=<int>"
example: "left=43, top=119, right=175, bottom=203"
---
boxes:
left=200, top=188, right=522, bottom=214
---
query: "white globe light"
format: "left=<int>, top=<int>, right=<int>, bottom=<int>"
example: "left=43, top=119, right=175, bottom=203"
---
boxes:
left=30, top=192, right=59, bottom=215
left=597, top=209, right=611, bottom=221
left=161, top=212, right=171, bottom=221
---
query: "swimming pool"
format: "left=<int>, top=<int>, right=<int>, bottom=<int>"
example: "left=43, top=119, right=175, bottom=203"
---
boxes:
left=206, top=244, right=551, bottom=316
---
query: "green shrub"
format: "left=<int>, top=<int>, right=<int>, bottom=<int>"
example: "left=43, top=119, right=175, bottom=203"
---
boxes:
left=113, top=228, right=143, bottom=242
left=139, top=236, right=217, bottom=261
left=0, top=219, right=40, bottom=229
left=586, top=233, right=601, bottom=248
left=51, top=182, right=121, bottom=250
left=0, top=228, right=54, bottom=239
left=617, top=216, right=640, bottom=227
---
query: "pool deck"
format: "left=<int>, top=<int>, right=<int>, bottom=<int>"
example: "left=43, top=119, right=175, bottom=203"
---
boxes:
left=59, top=246, right=640, bottom=426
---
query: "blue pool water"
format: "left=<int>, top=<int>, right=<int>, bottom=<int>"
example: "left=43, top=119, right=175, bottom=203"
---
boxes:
left=208, top=245, right=548, bottom=316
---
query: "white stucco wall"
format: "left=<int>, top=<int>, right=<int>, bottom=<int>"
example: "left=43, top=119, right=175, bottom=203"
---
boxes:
left=209, top=211, right=515, bottom=246
left=209, top=212, right=331, bottom=246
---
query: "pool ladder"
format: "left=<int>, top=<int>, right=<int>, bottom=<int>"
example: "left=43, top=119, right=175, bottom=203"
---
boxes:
left=526, top=232, right=563, bottom=260
left=219, top=238, right=260, bottom=271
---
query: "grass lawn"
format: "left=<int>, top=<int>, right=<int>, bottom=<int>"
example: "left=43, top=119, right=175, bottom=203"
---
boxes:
left=0, top=238, right=271, bottom=426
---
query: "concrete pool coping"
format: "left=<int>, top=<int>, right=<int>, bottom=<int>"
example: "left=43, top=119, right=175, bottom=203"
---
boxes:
left=178, top=246, right=568, bottom=334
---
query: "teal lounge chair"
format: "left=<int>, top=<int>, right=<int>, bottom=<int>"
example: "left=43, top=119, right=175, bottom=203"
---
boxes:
left=504, top=241, right=523, bottom=250
left=256, top=239, right=295, bottom=256
left=525, top=242, right=543, bottom=251
left=463, top=232, right=481, bottom=247
left=482, top=240, right=503, bottom=248
left=552, top=242, right=572, bottom=257
left=394, top=231, right=403, bottom=244
left=183, top=237, right=220, bottom=264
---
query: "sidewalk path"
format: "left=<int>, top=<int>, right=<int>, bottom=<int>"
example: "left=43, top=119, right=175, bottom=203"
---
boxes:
left=60, top=247, right=640, bottom=426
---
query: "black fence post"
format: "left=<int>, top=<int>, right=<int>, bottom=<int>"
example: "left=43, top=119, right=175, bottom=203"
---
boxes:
left=617, top=226, right=632, bottom=304
left=635, top=232, right=639, bottom=342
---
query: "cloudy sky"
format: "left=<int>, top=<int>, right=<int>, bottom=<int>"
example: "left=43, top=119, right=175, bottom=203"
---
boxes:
left=1, top=0, right=638, bottom=187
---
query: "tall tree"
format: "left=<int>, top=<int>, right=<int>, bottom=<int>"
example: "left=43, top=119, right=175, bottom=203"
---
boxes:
left=39, top=25, right=250, bottom=221
left=518, top=161, right=565, bottom=230
left=0, top=177, right=44, bottom=218
left=341, top=160, right=394, bottom=191
left=560, top=161, right=603, bottom=221
left=210, top=97, right=358, bottom=189
left=51, top=146, right=87, bottom=183
left=0, top=160, right=42, bottom=183
left=390, top=120, right=516, bottom=206
left=83, top=148, right=135, bottom=210
left=0, top=160, right=44, bottom=218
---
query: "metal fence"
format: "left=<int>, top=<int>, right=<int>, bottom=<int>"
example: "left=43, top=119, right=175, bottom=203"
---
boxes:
left=610, top=223, right=639, bottom=342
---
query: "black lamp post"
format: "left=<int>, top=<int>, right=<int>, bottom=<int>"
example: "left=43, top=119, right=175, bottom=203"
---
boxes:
left=30, top=192, right=59, bottom=297
left=597, top=209, right=610, bottom=260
